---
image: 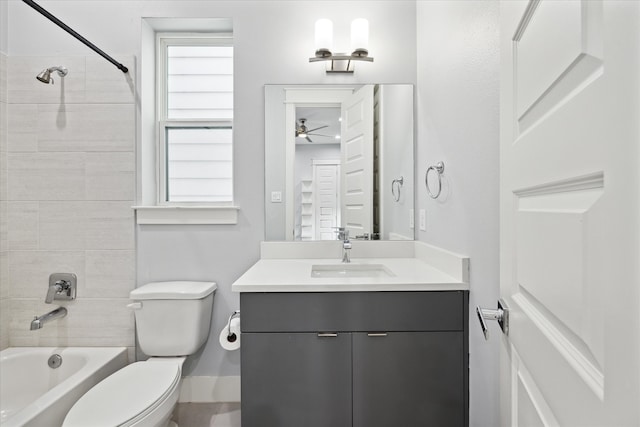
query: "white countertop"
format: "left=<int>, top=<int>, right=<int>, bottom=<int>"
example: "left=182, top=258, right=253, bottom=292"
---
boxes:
left=231, top=241, right=470, bottom=293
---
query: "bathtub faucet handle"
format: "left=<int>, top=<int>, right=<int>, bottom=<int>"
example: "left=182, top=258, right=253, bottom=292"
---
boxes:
left=45, top=282, right=63, bottom=303
left=46, top=273, right=77, bottom=303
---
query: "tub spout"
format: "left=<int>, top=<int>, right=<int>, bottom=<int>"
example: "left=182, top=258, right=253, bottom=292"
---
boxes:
left=30, top=306, right=67, bottom=330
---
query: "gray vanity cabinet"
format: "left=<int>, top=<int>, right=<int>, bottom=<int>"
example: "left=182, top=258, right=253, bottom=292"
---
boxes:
left=241, top=332, right=352, bottom=427
left=240, top=291, right=469, bottom=427
left=352, top=331, right=465, bottom=427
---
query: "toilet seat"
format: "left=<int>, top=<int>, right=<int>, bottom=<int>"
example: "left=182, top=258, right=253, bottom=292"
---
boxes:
left=62, top=359, right=182, bottom=427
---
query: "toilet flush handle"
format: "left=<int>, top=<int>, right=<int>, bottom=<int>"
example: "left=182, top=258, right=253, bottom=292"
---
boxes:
left=126, top=302, right=142, bottom=310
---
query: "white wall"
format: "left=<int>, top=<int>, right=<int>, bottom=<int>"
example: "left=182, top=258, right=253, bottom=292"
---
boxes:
left=416, top=2, right=500, bottom=426
left=6, top=0, right=417, bottom=377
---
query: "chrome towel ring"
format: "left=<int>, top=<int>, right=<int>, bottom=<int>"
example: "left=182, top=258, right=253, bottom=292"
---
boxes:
left=425, top=161, right=445, bottom=199
left=391, top=176, right=404, bottom=202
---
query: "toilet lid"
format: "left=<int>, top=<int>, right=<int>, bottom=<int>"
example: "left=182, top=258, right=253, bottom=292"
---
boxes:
left=62, top=361, right=181, bottom=427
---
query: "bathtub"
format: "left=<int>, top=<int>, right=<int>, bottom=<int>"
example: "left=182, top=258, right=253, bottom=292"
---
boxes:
left=0, top=347, right=128, bottom=427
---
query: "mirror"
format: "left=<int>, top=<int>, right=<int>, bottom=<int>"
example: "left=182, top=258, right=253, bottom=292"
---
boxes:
left=265, top=84, right=414, bottom=241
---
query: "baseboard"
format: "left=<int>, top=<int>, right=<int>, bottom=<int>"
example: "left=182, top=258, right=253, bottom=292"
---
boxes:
left=179, top=375, right=241, bottom=403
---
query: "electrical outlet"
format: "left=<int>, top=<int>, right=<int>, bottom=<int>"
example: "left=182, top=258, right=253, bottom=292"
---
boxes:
left=409, top=209, right=414, bottom=229
left=271, top=191, right=282, bottom=203
left=419, top=209, right=426, bottom=231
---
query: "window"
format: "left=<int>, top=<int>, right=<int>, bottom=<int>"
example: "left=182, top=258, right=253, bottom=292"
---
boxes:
left=157, top=34, right=234, bottom=205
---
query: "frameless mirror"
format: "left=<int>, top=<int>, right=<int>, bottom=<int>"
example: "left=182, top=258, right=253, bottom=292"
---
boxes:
left=265, top=84, right=414, bottom=241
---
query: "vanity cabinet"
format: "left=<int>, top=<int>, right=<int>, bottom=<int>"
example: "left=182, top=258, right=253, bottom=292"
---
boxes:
left=240, top=291, right=469, bottom=427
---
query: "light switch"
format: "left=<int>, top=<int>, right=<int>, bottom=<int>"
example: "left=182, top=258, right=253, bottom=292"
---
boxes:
left=271, top=191, right=282, bottom=203
left=419, top=209, right=426, bottom=231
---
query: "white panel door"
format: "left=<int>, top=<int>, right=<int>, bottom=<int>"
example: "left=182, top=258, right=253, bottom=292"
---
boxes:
left=500, top=1, right=639, bottom=426
left=341, top=85, right=374, bottom=238
left=313, top=161, right=340, bottom=240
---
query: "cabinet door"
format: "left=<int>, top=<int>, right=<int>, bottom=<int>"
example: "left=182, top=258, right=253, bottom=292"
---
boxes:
left=353, top=332, right=465, bottom=427
left=241, top=332, right=352, bottom=427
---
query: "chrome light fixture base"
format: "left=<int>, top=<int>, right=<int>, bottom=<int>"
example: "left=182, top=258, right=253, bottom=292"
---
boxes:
left=309, top=51, right=374, bottom=74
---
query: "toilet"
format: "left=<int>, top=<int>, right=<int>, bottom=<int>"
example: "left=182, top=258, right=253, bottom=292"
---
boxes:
left=62, top=281, right=217, bottom=427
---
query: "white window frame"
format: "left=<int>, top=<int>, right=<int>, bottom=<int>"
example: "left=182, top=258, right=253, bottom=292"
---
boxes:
left=137, top=33, right=239, bottom=224
left=133, top=18, right=240, bottom=225
left=156, top=33, right=235, bottom=207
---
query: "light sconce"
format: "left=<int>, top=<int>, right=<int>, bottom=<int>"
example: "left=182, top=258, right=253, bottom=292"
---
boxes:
left=309, top=18, right=373, bottom=74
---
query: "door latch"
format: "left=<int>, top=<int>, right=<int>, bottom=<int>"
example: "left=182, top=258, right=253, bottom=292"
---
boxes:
left=476, top=298, right=509, bottom=340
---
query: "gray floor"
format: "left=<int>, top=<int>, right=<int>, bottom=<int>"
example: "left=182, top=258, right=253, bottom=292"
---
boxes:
left=172, top=402, right=241, bottom=427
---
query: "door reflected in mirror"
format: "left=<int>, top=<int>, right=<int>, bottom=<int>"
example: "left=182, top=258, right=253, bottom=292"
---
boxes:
left=265, top=84, right=414, bottom=241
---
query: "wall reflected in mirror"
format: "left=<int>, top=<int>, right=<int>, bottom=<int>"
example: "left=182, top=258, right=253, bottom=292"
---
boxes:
left=265, top=84, right=414, bottom=241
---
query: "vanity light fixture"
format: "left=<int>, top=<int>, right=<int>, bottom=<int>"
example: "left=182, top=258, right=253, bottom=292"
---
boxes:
left=309, top=18, right=374, bottom=74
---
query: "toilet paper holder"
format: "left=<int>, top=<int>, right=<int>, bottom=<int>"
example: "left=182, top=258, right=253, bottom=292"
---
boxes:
left=226, top=310, right=240, bottom=342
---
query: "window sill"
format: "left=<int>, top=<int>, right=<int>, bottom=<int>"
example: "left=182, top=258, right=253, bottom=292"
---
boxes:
left=133, top=205, right=240, bottom=225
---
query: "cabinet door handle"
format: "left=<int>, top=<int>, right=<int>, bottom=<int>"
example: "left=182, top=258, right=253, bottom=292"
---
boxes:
left=317, top=333, right=338, bottom=337
left=367, top=333, right=388, bottom=337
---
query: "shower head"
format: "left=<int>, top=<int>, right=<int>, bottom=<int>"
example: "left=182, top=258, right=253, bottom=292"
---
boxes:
left=36, top=66, right=68, bottom=84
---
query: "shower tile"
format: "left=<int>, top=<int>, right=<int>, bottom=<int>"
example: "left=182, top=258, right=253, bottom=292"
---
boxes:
left=8, top=56, right=86, bottom=105
left=85, top=152, right=135, bottom=201
left=37, top=103, right=135, bottom=152
left=39, top=201, right=87, bottom=250
left=0, top=251, right=7, bottom=300
left=0, top=147, right=5, bottom=202
left=85, top=250, right=135, bottom=297
left=7, top=152, right=85, bottom=200
left=85, top=201, right=134, bottom=250
left=0, top=201, right=6, bottom=252
left=85, top=55, right=136, bottom=104
left=9, top=298, right=135, bottom=347
left=8, top=250, right=85, bottom=299
left=7, top=202, right=39, bottom=250
left=0, top=298, right=9, bottom=350
left=0, top=163, right=4, bottom=205
left=0, top=101, right=7, bottom=149
left=7, top=104, right=38, bottom=152
left=0, top=53, right=7, bottom=104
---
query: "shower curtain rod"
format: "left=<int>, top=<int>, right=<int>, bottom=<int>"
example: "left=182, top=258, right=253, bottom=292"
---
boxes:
left=22, top=0, right=129, bottom=73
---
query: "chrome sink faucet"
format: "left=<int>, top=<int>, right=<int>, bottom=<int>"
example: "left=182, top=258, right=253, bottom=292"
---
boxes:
left=336, top=227, right=352, bottom=263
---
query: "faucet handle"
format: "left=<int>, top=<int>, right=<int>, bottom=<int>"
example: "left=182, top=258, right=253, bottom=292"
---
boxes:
left=46, top=273, right=77, bottom=303
left=334, top=227, right=349, bottom=240
left=45, top=282, right=63, bottom=304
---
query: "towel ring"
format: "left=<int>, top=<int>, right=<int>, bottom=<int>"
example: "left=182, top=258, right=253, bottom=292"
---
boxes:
left=425, top=162, right=445, bottom=199
left=391, top=176, right=404, bottom=202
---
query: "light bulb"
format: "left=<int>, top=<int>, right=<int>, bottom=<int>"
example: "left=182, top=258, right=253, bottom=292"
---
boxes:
left=315, top=19, right=333, bottom=57
left=350, top=18, right=369, bottom=57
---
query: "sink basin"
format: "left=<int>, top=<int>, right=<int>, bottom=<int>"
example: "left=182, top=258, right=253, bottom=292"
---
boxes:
left=311, top=264, right=394, bottom=278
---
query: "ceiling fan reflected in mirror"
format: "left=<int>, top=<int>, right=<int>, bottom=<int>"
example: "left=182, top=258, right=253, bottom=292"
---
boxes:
left=295, top=118, right=331, bottom=143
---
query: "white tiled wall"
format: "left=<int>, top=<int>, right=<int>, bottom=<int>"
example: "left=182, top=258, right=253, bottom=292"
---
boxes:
left=3, top=55, right=136, bottom=351
left=1, top=52, right=9, bottom=350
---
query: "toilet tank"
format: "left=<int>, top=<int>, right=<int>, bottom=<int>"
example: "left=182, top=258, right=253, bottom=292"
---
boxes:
left=130, top=281, right=217, bottom=356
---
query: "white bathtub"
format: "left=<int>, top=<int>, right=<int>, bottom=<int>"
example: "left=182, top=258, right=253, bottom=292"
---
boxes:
left=0, top=347, right=128, bottom=427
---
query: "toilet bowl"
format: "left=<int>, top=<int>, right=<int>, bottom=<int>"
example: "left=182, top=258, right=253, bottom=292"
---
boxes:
left=62, top=281, right=217, bottom=427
